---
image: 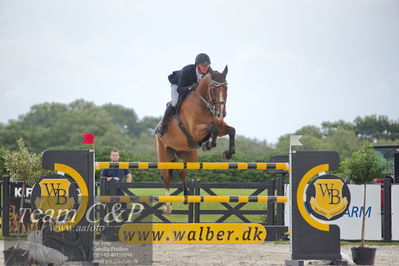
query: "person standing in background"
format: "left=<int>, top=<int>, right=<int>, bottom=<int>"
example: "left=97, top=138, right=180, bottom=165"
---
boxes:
left=101, top=149, right=132, bottom=184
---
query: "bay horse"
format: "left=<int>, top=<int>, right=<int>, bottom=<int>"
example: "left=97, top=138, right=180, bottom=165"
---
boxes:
left=155, top=66, right=235, bottom=214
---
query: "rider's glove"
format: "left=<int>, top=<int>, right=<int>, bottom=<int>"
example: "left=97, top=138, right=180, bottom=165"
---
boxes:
left=190, top=82, right=198, bottom=91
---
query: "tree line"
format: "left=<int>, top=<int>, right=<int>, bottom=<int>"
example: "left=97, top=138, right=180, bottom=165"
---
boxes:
left=0, top=99, right=398, bottom=182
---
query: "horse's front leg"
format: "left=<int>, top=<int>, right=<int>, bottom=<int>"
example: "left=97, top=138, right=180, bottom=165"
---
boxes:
left=219, top=125, right=235, bottom=160
left=202, top=123, right=219, bottom=151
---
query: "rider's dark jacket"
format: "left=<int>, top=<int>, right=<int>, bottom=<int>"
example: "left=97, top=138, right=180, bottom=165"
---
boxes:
left=168, top=64, right=212, bottom=94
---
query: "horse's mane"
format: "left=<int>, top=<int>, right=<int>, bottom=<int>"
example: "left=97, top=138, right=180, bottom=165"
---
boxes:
left=197, top=73, right=211, bottom=90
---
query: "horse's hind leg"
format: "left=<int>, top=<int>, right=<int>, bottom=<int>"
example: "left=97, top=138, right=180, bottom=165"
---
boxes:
left=156, top=136, right=176, bottom=214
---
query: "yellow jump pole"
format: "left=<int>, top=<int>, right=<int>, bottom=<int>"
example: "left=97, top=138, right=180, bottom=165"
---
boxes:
left=95, top=162, right=290, bottom=171
left=96, top=195, right=288, bottom=204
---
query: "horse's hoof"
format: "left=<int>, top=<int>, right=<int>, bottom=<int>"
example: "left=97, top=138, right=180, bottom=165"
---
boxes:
left=223, top=151, right=233, bottom=160
left=201, top=143, right=207, bottom=151
left=202, top=141, right=213, bottom=151
left=163, top=204, right=172, bottom=215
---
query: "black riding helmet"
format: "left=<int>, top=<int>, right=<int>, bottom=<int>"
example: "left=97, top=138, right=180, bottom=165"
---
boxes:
left=195, top=53, right=211, bottom=66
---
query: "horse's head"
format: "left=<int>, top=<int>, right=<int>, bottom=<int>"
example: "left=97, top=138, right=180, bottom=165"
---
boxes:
left=197, top=65, right=228, bottom=120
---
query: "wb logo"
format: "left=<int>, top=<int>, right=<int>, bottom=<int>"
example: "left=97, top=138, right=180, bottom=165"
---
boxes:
left=306, top=175, right=351, bottom=221
left=317, top=183, right=342, bottom=205
left=31, top=174, right=79, bottom=221
left=43, top=183, right=68, bottom=205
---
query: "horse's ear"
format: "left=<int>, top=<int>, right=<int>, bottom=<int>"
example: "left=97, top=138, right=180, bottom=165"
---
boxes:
left=222, top=65, right=228, bottom=76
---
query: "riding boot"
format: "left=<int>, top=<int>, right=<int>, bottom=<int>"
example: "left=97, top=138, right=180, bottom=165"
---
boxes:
left=155, top=104, right=175, bottom=136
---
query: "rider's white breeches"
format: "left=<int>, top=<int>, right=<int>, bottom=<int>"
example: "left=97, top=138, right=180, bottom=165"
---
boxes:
left=171, top=84, right=178, bottom=107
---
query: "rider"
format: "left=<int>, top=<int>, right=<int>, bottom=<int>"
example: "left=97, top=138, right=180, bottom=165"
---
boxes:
left=155, top=53, right=212, bottom=136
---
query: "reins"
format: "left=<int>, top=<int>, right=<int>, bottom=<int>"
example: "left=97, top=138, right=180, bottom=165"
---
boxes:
left=188, top=80, right=227, bottom=117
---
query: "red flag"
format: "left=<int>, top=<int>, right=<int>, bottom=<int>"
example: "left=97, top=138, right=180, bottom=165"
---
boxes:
left=81, top=134, right=94, bottom=144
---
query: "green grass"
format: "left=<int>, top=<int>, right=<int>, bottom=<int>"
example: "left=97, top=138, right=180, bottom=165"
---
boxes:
left=341, top=241, right=399, bottom=246
left=128, top=188, right=271, bottom=223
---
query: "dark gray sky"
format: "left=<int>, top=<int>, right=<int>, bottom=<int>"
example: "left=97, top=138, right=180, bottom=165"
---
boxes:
left=1, top=0, right=398, bottom=143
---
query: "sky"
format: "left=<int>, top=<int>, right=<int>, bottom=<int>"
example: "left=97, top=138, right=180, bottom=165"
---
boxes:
left=1, top=0, right=398, bottom=144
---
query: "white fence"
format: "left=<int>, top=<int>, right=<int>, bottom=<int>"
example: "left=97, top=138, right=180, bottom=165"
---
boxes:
left=392, top=184, right=399, bottom=240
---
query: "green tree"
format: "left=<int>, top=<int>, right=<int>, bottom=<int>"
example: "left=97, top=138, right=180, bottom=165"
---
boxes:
left=341, top=145, right=387, bottom=247
left=2, top=138, right=50, bottom=185
left=296, top=135, right=329, bottom=151
left=0, top=146, right=6, bottom=177
left=387, top=120, right=399, bottom=141
left=354, top=115, right=391, bottom=142
left=274, top=134, right=290, bottom=155
left=274, top=128, right=328, bottom=155
left=102, top=103, right=140, bottom=137
left=295, top=125, right=323, bottom=138
left=0, top=100, right=136, bottom=152
left=139, top=116, right=160, bottom=133
left=326, top=128, right=364, bottom=159
left=321, top=120, right=355, bottom=136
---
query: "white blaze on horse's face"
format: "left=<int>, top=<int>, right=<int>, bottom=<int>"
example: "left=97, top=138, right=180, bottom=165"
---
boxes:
left=207, top=70, right=228, bottom=120
left=210, top=84, right=227, bottom=120
left=218, top=90, right=225, bottom=120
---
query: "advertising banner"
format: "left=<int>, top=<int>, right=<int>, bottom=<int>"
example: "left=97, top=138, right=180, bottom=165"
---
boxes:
left=285, top=184, right=382, bottom=240
left=326, top=184, right=381, bottom=240
left=8, top=182, right=33, bottom=233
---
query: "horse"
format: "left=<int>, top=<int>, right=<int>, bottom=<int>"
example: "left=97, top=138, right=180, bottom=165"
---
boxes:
left=155, top=66, right=236, bottom=214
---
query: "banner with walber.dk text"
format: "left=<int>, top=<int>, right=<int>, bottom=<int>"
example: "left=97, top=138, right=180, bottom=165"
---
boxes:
left=119, top=223, right=267, bottom=244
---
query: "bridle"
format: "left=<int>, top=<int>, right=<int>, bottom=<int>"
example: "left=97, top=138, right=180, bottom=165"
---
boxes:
left=189, top=79, right=227, bottom=117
